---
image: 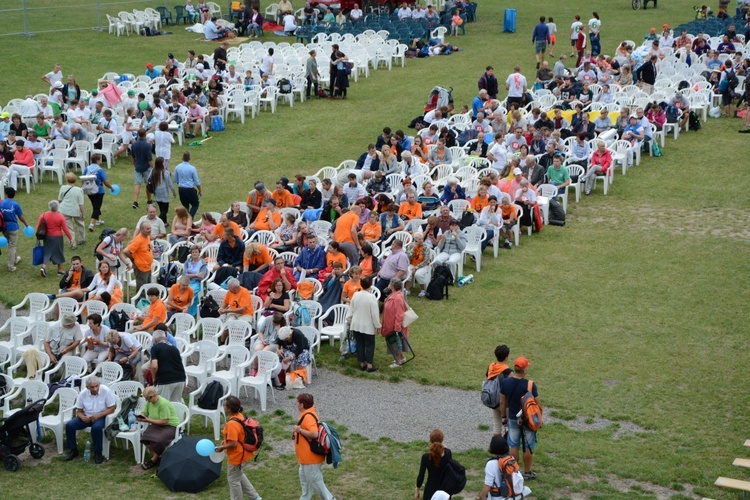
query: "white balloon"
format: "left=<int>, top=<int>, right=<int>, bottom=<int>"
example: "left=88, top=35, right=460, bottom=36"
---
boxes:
left=209, top=451, right=225, bottom=463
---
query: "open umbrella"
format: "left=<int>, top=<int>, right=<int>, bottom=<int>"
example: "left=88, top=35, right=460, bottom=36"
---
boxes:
left=157, top=437, right=222, bottom=493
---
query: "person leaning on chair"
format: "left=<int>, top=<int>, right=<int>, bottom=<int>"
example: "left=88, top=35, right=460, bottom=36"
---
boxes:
left=64, top=376, right=117, bottom=464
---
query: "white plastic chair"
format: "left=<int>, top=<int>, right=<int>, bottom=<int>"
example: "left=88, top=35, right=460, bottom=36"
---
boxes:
left=237, top=350, right=279, bottom=412
left=166, top=313, right=199, bottom=342
left=39, top=387, right=78, bottom=454
left=88, top=361, right=124, bottom=387
left=43, top=356, right=88, bottom=385
left=213, top=345, right=252, bottom=397
left=259, top=86, right=279, bottom=113
left=184, top=340, right=220, bottom=387
left=317, top=304, right=348, bottom=348
left=459, top=226, right=486, bottom=277
left=188, top=377, right=231, bottom=440
left=11, top=293, right=50, bottom=321
left=140, top=402, right=189, bottom=463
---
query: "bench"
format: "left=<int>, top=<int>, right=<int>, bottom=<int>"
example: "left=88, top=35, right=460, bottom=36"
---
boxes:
left=715, top=477, right=750, bottom=499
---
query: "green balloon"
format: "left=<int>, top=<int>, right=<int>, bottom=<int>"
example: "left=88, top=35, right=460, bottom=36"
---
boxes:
left=139, top=100, right=149, bottom=111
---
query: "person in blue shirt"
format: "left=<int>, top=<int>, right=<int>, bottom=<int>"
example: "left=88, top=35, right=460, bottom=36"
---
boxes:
left=621, top=115, right=644, bottom=166
left=173, top=151, right=203, bottom=218
left=471, top=89, right=489, bottom=119
left=440, top=177, right=467, bottom=205
left=1, top=187, right=30, bottom=272
left=294, top=234, right=326, bottom=281
left=82, top=154, right=113, bottom=231
left=145, top=63, right=160, bottom=80
left=531, top=16, right=550, bottom=70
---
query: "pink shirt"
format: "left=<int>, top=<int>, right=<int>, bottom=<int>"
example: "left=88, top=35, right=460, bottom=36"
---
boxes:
left=38, top=211, right=72, bottom=239
left=13, top=148, right=35, bottom=168
left=188, top=106, right=204, bottom=118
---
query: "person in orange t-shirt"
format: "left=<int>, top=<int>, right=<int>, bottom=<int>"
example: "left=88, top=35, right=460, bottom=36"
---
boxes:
left=325, top=242, right=348, bottom=270
left=219, top=279, right=255, bottom=344
left=398, top=192, right=423, bottom=221
left=166, top=276, right=195, bottom=316
left=293, top=393, right=335, bottom=499
left=271, top=180, right=294, bottom=208
left=216, top=396, right=262, bottom=499
left=333, top=205, right=361, bottom=266
left=134, top=287, right=167, bottom=331
left=243, top=242, right=273, bottom=273
left=360, top=211, right=382, bottom=242
left=123, top=221, right=154, bottom=293
left=472, top=184, right=491, bottom=212
left=208, top=214, right=242, bottom=243
left=341, top=265, right=363, bottom=303
left=249, top=199, right=282, bottom=233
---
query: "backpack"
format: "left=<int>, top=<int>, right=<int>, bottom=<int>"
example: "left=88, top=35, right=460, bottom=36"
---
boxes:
left=211, top=115, right=225, bottom=131
left=488, top=455, right=524, bottom=498
left=677, top=80, right=690, bottom=91
left=439, top=458, right=467, bottom=495
left=199, top=295, right=221, bottom=318
left=426, top=265, right=453, bottom=300
left=458, top=210, right=475, bottom=229
left=82, top=176, right=100, bottom=196
left=278, top=78, right=292, bottom=94
left=298, top=412, right=342, bottom=467
left=665, top=105, right=680, bottom=124
left=158, top=262, right=181, bottom=288
left=481, top=375, right=505, bottom=409
left=108, top=309, right=129, bottom=332
left=548, top=199, right=566, bottom=227
left=197, top=380, right=224, bottom=410
left=230, top=416, right=264, bottom=456
left=94, top=229, right=116, bottom=260
left=145, top=173, right=156, bottom=195
left=0, top=210, right=5, bottom=233
left=520, top=380, right=543, bottom=431
left=688, top=110, right=701, bottom=131
left=292, top=303, right=311, bottom=327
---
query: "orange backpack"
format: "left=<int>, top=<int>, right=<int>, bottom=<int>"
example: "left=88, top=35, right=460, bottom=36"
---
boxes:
left=520, top=380, right=543, bottom=431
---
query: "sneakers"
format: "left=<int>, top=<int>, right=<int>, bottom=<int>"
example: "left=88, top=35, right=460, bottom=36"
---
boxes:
left=389, top=361, right=401, bottom=369
left=89, top=224, right=95, bottom=232
left=96, top=220, right=105, bottom=225
left=40, top=267, right=47, bottom=277
left=185, top=133, right=195, bottom=139
left=338, top=355, right=347, bottom=362
left=147, top=200, right=154, bottom=205
left=15, top=256, right=21, bottom=264
left=366, top=366, right=379, bottom=372
left=132, top=202, right=139, bottom=209
left=418, top=290, right=427, bottom=297
left=47, top=294, right=56, bottom=300
left=8, top=266, right=16, bottom=272
left=503, top=240, right=512, bottom=249
left=523, top=470, right=538, bottom=480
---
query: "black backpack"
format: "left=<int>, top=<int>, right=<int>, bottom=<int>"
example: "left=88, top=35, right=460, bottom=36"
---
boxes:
left=158, top=262, right=181, bottom=287
left=426, top=265, right=453, bottom=300
left=439, top=458, right=467, bottom=495
left=197, top=381, right=224, bottom=410
left=94, top=229, right=116, bottom=260
left=278, top=78, right=292, bottom=94
left=548, top=199, right=566, bottom=226
left=688, top=110, right=701, bottom=131
left=199, top=295, right=221, bottom=318
left=458, top=211, right=476, bottom=229
left=108, top=309, right=129, bottom=332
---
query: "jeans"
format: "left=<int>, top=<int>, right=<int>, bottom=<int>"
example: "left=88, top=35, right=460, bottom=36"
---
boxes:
left=481, top=228, right=494, bottom=251
left=299, top=463, right=334, bottom=500
left=590, top=33, right=601, bottom=56
left=66, top=416, right=106, bottom=453
left=227, top=462, right=261, bottom=500
left=178, top=187, right=200, bottom=218
left=353, top=331, right=375, bottom=364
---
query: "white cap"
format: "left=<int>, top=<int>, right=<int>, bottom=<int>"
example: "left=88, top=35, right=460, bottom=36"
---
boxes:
left=196, top=63, right=204, bottom=70
left=513, top=167, right=523, bottom=175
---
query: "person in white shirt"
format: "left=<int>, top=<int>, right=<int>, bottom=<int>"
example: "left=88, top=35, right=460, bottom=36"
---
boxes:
left=69, top=99, right=93, bottom=134
left=412, top=4, right=425, bottom=19
left=505, top=66, right=528, bottom=108
left=659, top=26, right=674, bottom=49
left=569, top=15, right=583, bottom=56
left=398, top=3, right=412, bottom=19
left=283, top=12, right=298, bottom=34
left=38, top=96, right=54, bottom=119
left=195, top=63, right=213, bottom=81
left=260, top=48, right=275, bottom=76
left=24, top=131, right=44, bottom=160
left=42, top=63, right=64, bottom=91
left=64, top=376, right=117, bottom=464
left=487, top=134, right=508, bottom=171
left=223, top=65, right=242, bottom=85
left=81, top=313, right=111, bottom=367
left=349, top=4, right=363, bottom=20
left=20, top=96, right=41, bottom=122
left=472, top=112, right=491, bottom=134
left=154, top=122, right=175, bottom=170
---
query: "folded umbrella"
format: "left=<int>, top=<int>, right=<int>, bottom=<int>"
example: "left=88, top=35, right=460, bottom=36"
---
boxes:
left=157, top=436, right=221, bottom=493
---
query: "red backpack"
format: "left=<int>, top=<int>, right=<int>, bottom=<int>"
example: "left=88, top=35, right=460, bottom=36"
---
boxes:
left=230, top=417, right=264, bottom=456
left=520, top=380, right=543, bottom=431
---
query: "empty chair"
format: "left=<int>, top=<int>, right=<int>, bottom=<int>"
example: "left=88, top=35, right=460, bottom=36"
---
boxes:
left=184, top=340, right=220, bottom=387
left=212, top=345, right=252, bottom=396
left=88, top=361, right=124, bottom=387
left=237, top=350, right=280, bottom=412
left=11, top=293, right=50, bottom=321
left=39, top=387, right=78, bottom=454
left=317, top=304, right=348, bottom=349
left=459, top=226, right=486, bottom=277
left=43, top=356, right=88, bottom=385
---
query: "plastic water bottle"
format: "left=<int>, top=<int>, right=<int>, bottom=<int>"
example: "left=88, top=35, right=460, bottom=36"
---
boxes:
left=84, top=440, right=91, bottom=462
left=128, top=409, right=137, bottom=431
left=117, top=416, right=129, bottom=432
left=465, top=274, right=474, bottom=285
left=457, top=275, right=466, bottom=287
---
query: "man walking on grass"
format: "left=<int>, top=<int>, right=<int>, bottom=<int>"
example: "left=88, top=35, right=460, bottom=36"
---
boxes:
left=500, top=356, right=542, bottom=481
left=532, top=16, right=550, bottom=70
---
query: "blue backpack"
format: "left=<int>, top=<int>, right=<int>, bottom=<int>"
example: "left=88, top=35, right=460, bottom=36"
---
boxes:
left=292, top=303, right=311, bottom=327
left=211, top=115, right=225, bottom=132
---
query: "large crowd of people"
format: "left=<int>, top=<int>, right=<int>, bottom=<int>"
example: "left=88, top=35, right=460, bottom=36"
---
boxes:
left=1, top=4, right=749, bottom=499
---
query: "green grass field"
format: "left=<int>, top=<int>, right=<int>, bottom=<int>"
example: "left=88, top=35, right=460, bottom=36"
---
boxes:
left=1, top=0, right=749, bottom=498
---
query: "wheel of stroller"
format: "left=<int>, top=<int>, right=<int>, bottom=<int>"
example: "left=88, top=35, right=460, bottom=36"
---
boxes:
left=29, top=443, right=45, bottom=459
left=4, top=454, right=20, bottom=472
left=632, top=0, right=642, bottom=9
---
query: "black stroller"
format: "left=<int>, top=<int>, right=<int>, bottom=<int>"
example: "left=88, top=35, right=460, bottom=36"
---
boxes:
left=0, top=399, right=46, bottom=471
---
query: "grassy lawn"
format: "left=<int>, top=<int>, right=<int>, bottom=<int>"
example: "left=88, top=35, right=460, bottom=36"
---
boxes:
left=1, top=0, right=749, bottom=498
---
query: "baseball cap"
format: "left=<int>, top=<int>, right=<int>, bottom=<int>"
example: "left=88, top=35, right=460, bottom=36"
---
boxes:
left=650, top=27, right=656, bottom=33
left=0, top=112, right=9, bottom=119
left=146, top=62, right=154, bottom=69
left=254, top=182, right=265, bottom=192
left=127, top=89, right=136, bottom=96
left=91, top=89, right=98, bottom=95
left=513, top=167, right=523, bottom=175
left=662, top=24, right=669, bottom=29
left=53, top=81, right=64, bottom=89
left=514, top=356, right=530, bottom=370
left=196, top=63, right=204, bottom=70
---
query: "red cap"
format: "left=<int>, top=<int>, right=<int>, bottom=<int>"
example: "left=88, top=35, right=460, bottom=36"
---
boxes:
left=514, top=356, right=530, bottom=370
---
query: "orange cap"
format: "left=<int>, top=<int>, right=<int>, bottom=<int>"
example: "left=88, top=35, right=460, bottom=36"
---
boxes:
left=662, top=24, right=669, bottom=29
left=650, top=27, right=656, bottom=33
left=514, top=356, right=530, bottom=370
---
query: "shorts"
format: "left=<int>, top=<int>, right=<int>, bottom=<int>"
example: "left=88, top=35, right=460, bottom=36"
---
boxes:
left=571, top=38, right=578, bottom=46
left=507, top=418, right=536, bottom=450
left=134, top=167, right=153, bottom=185
left=535, top=40, right=547, bottom=54
left=722, top=91, right=733, bottom=106
left=549, top=34, right=556, bottom=43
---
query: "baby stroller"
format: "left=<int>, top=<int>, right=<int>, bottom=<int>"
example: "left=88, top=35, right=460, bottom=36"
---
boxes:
left=424, top=86, right=454, bottom=113
left=0, top=399, right=46, bottom=471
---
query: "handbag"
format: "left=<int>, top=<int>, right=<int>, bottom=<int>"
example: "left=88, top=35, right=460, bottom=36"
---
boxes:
left=402, top=305, right=419, bottom=327
left=35, top=214, right=48, bottom=240
left=32, top=242, right=44, bottom=266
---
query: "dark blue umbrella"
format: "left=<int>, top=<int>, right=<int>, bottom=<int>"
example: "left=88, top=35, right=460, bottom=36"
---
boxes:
left=157, top=436, right=221, bottom=493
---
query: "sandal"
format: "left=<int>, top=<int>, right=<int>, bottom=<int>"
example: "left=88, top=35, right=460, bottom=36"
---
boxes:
left=141, top=459, right=157, bottom=470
